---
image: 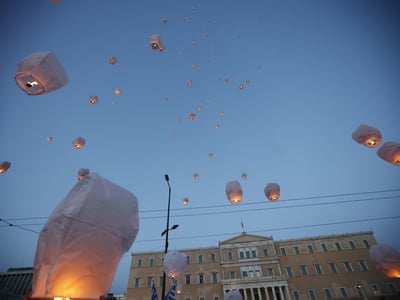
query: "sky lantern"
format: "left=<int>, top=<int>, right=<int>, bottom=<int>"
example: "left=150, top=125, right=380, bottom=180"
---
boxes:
left=224, top=290, right=243, bottom=300
left=182, top=197, right=189, bottom=205
left=31, top=173, right=139, bottom=299
left=369, top=243, right=400, bottom=278
left=226, top=180, right=243, bottom=204
left=176, top=283, right=183, bottom=294
left=208, top=152, right=214, bottom=158
left=264, top=183, right=280, bottom=202
left=150, top=34, right=165, bottom=52
left=46, top=136, right=53, bottom=142
left=89, top=95, right=98, bottom=104
left=186, top=80, right=192, bottom=87
left=161, top=18, right=168, bottom=23
left=77, top=168, right=90, bottom=181
left=241, top=172, right=247, bottom=180
left=114, top=88, right=122, bottom=96
left=108, top=56, right=117, bottom=65
left=193, top=173, right=199, bottom=180
left=163, top=250, right=187, bottom=279
left=0, top=161, right=11, bottom=174
left=352, top=124, right=382, bottom=148
left=72, top=136, right=86, bottom=150
left=377, top=142, right=400, bottom=166
left=188, top=113, right=196, bottom=121
left=15, top=52, right=68, bottom=95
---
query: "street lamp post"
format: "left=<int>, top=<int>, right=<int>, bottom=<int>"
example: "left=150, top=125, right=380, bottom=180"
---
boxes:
left=161, top=174, right=179, bottom=300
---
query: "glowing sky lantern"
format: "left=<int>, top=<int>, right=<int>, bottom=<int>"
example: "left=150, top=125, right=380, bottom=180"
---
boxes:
left=46, top=136, right=53, bottom=142
left=219, top=111, right=225, bottom=116
left=31, top=173, right=139, bottom=299
left=150, top=34, right=165, bottom=52
left=208, top=152, right=214, bottom=158
left=241, top=172, right=247, bottom=180
left=225, top=180, right=243, bottom=204
left=214, top=124, right=220, bottom=129
left=163, top=250, right=187, bottom=279
left=108, top=56, right=117, bottom=65
left=182, top=197, right=189, bottom=205
left=89, top=95, right=98, bottom=104
left=239, top=84, right=245, bottom=90
left=176, top=283, right=183, bottom=294
left=193, top=173, right=200, bottom=180
left=114, top=88, right=122, bottom=96
left=224, top=290, right=243, bottom=300
left=369, top=243, right=400, bottom=278
left=188, top=113, right=196, bottom=121
left=197, top=105, right=203, bottom=111
left=161, top=18, right=168, bottom=24
left=0, top=161, right=11, bottom=174
left=377, top=142, right=400, bottom=166
left=15, top=52, right=68, bottom=95
left=186, top=79, right=192, bottom=87
left=77, top=168, right=90, bottom=181
left=264, top=183, right=280, bottom=202
left=352, top=124, right=382, bottom=148
left=72, top=136, right=86, bottom=150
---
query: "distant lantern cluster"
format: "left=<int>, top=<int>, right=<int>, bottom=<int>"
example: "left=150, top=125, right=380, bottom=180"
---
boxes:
left=352, top=124, right=400, bottom=166
left=225, top=180, right=280, bottom=205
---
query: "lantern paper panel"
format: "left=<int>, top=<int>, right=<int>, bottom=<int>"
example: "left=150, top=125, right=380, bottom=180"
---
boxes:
left=264, top=183, right=280, bottom=201
left=352, top=124, right=382, bottom=148
left=0, top=161, right=11, bottom=173
left=150, top=34, right=165, bottom=52
left=77, top=168, right=90, bottom=180
left=163, top=251, right=187, bottom=279
left=225, top=180, right=243, bottom=204
left=369, top=243, right=400, bottom=278
left=377, top=142, right=400, bottom=166
left=32, top=173, right=139, bottom=299
left=15, top=52, right=68, bottom=95
left=224, top=290, right=243, bottom=300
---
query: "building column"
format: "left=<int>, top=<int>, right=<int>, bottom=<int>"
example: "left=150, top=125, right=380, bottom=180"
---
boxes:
left=264, top=286, right=270, bottom=300
left=272, top=286, right=277, bottom=300
left=278, top=286, right=283, bottom=300
left=257, top=287, right=261, bottom=300
left=250, top=287, right=255, bottom=300
left=242, top=288, right=248, bottom=300
left=283, top=285, right=292, bottom=300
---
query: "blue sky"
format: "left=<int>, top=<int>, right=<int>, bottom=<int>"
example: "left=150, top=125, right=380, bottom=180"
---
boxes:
left=1, top=0, right=400, bottom=294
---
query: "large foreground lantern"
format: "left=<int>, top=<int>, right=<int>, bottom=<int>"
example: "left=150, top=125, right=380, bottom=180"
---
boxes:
left=15, top=52, right=68, bottom=95
left=369, top=243, right=400, bottom=278
left=0, top=161, right=11, bottom=174
left=225, top=180, right=243, bottom=204
left=224, top=290, right=243, bottom=300
left=31, top=173, right=139, bottom=299
left=377, top=142, right=400, bottom=166
left=163, top=250, right=187, bottom=279
left=352, top=124, right=382, bottom=148
left=264, top=183, right=280, bottom=202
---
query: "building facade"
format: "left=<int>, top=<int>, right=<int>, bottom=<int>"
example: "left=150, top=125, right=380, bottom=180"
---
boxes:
left=0, top=267, right=33, bottom=300
left=126, top=231, right=400, bottom=300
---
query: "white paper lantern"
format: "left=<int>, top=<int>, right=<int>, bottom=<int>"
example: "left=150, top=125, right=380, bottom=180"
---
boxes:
left=150, top=34, right=165, bottom=52
left=264, top=183, right=280, bottom=202
left=182, top=197, right=189, bottom=205
left=77, top=168, right=90, bottom=181
left=0, top=161, right=11, bottom=174
left=377, top=142, right=400, bottom=166
left=241, top=172, right=247, bottom=180
left=72, top=136, right=86, bottom=150
left=108, top=56, right=117, bottom=65
left=224, top=290, right=242, bottom=300
left=163, top=251, right=187, bottom=279
left=15, top=52, right=68, bottom=95
left=369, top=243, right=400, bottom=278
left=225, top=180, right=243, bottom=204
left=89, top=95, right=98, bottom=104
left=176, top=283, right=183, bottom=294
left=352, top=124, right=382, bottom=148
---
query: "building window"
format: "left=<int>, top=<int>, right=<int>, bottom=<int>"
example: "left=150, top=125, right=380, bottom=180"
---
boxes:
left=314, top=264, right=323, bottom=275
left=251, top=249, right=257, bottom=258
left=186, top=255, right=190, bottom=264
left=370, top=284, right=380, bottom=294
left=255, top=269, right=261, bottom=277
left=349, top=240, right=356, bottom=249
left=185, top=274, right=191, bottom=284
left=245, top=250, right=251, bottom=258
left=214, top=297, right=219, bottom=300
left=149, top=258, right=154, bottom=267
left=323, top=288, right=332, bottom=300
left=339, top=287, right=348, bottom=298
left=307, top=245, right=314, bottom=253
left=200, top=297, right=205, bottom=300
left=212, top=272, right=218, bottom=283
left=134, top=278, right=140, bottom=288
left=137, top=259, right=142, bottom=268
left=159, top=276, right=163, bottom=287
left=198, top=255, right=203, bottom=263
left=211, top=253, right=216, bottom=262
left=267, top=268, right=274, bottom=276
left=286, top=266, right=294, bottom=277
left=249, top=270, right=254, bottom=277
left=300, top=265, right=308, bottom=276
left=294, top=246, right=300, bottom=255
left=343, top=261, right=353, bottom=272
left=335, top=242, right=342, bottom=250
left=227, top=252, right=233, bottom=260
left=387, top=283, right=397, bottom=295
left=363, top=239, right=370, bottom=248
left=242, top=270, right=248, bottom=277
left=263, top=248, right=269, bottom=256
left=186, top=298, right=191, bottom=300
left=358, top=260, right=368, bottom=271
left=147, top=277, right=153, bottom=288
left=328, top=262, right=338, bottom=274
left=230, top=271, right=236, bottom=279
left=308, top=289, right=316, bottom=300
left=239, top=251, right=245, bottom=259
left=199, top=273, right=204, bottom=284
left=280, top=247, right=287, bottom=256
left=321, top=243, right=328, bottom=252
left=293, top=291, right=301, bottom=300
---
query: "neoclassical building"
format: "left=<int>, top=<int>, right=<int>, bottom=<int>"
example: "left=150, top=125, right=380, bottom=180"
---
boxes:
left=126, top=231, right=400, bottom=300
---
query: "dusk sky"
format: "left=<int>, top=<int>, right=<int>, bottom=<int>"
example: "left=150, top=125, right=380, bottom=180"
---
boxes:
left=1, top=0, right=400, bottom=294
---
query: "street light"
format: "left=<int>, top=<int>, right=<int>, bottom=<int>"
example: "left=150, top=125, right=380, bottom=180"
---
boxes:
left=161, top=174, right=179, bottom=300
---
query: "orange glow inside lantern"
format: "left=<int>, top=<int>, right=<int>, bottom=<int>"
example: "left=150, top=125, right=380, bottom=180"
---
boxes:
left=226, top=180, right=243, bottom=204
left=182, top=197, right=189, bottom=205
left=264, top=183, right=280, bottom=202
left=114, top=88, right=122, bottom=96
left=89, top=95, right=98, bottom=104
left=163, top=251, right=187, bottom=279
left=352, top=124, right=382, bottom=148
left=0, top=161, right=11, bottom=173
left=150, top=34, right=165, bottom=52
left=72, top=137, right=85, bottom=150
left=377, top=142, right=400, bottom=166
